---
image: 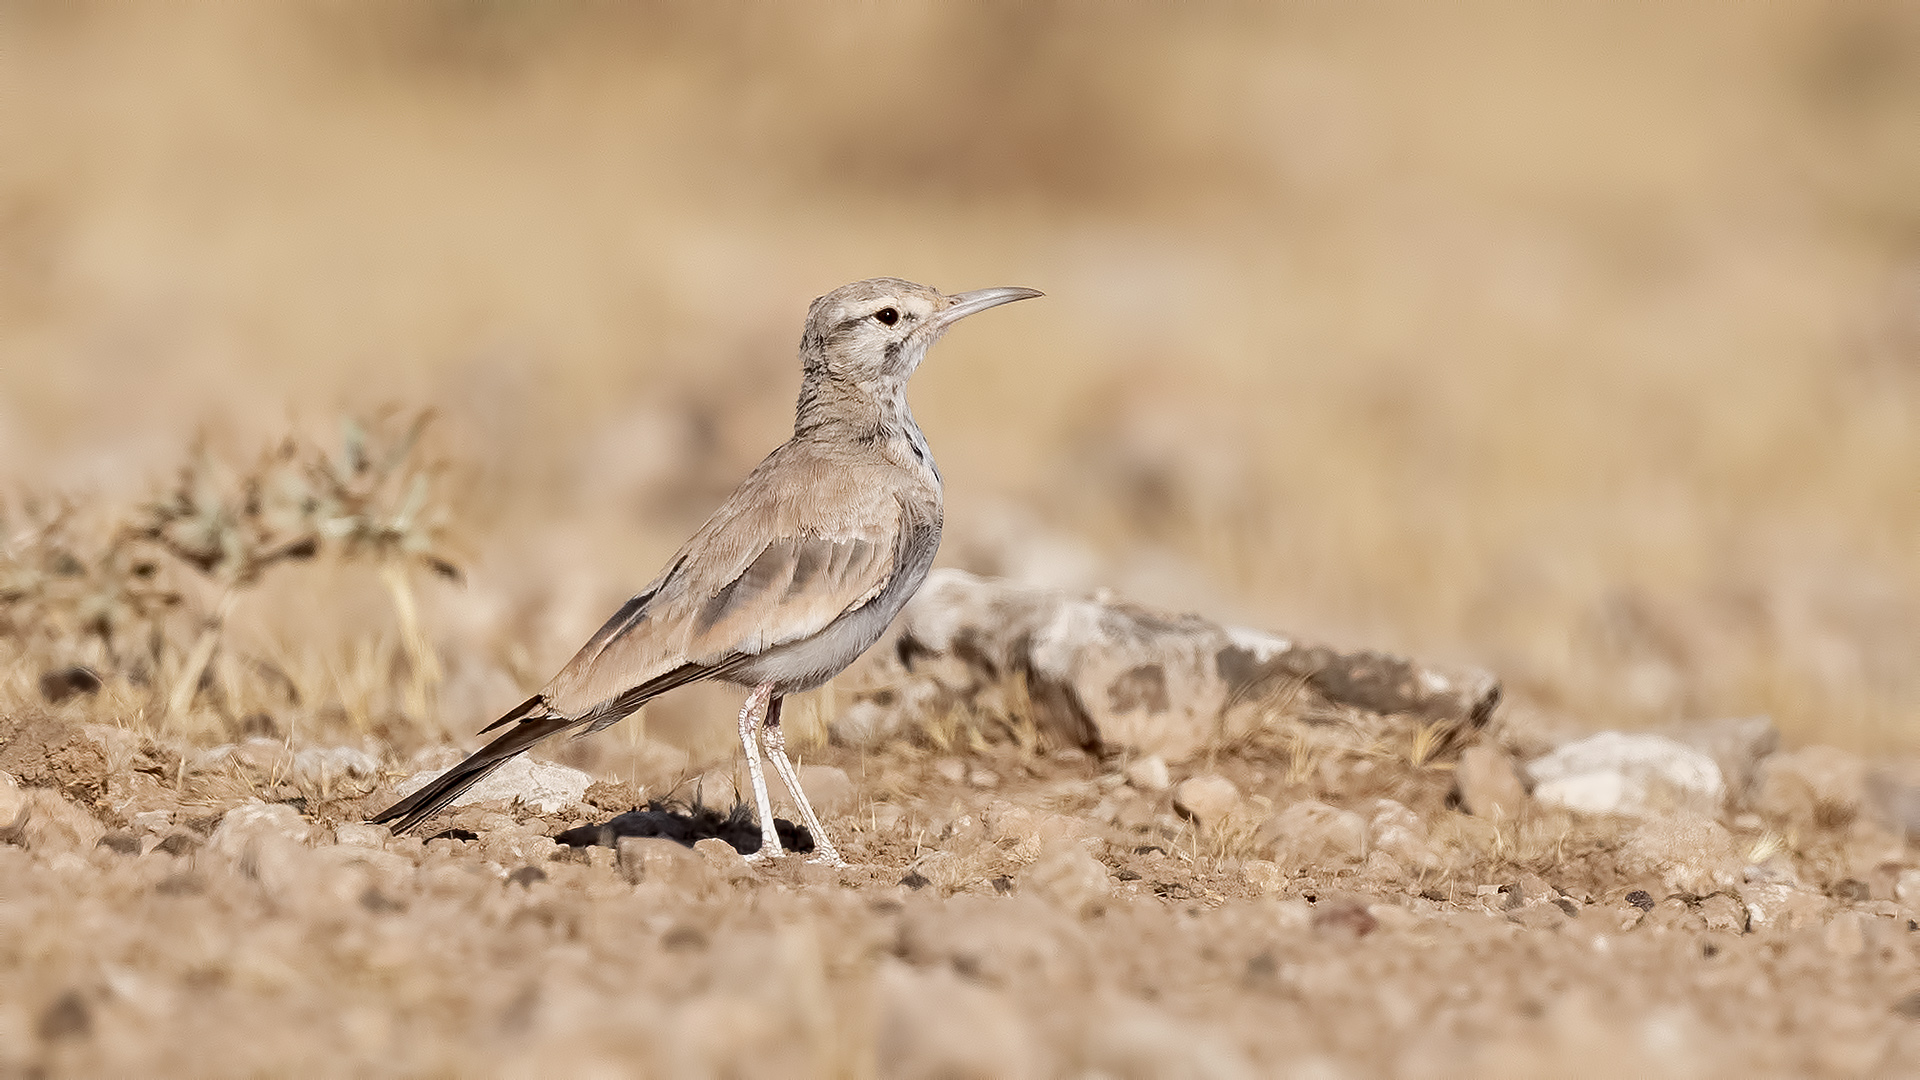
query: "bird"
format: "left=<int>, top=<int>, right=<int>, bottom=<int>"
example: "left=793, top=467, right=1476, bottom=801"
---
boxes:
left=370, top=277, right=1042, bottom=864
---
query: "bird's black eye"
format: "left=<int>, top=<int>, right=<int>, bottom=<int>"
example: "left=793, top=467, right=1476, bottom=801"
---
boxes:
left=874, top=307, right=899, bottom=326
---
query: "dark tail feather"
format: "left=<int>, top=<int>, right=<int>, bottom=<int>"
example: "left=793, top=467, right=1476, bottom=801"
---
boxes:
left=370, top=712, right=579, bottom=834
left=477, top=693, right=545, bottom=735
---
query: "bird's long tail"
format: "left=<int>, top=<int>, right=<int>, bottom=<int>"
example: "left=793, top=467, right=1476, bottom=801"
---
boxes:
left=370, top=696, right=578, bottom=835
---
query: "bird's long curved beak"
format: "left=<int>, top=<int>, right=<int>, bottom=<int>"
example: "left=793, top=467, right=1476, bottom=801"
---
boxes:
left=926, top=286, right=1044, bottom=333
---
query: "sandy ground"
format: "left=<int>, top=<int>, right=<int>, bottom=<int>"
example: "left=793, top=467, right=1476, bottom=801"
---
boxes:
left=3, top=708, right=1918, bottom=1079
left=4, top=7, right=1920, bottom=1078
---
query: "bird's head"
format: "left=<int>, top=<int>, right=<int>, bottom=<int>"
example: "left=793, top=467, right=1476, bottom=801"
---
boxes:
left=800, top=277, right=1041, bottom=387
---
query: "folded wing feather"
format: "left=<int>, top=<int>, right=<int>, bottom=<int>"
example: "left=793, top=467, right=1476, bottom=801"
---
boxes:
left=542, top=516, right=899, bottom=717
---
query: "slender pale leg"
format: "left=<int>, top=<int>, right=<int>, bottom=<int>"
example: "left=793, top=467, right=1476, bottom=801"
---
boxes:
left=737, top=683, right=783, bottom=860
left=761, top=697, right=844, bottom=866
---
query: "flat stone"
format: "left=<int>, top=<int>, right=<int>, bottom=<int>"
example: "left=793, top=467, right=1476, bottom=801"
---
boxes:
left=1528, top=732, right=1725, bottom=817
left=892, top=569, right=1500, bottom=764
left=866, top=803, right=907, bottom=834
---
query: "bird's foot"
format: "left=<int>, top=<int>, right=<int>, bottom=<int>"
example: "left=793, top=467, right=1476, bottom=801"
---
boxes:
left=806, top=850, right=847, bottom=868
left=743, top=846, right=784, bottom=864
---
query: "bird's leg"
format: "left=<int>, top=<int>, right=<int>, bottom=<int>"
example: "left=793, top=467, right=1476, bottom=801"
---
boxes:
left=737, top=683, right=783, bottom=861
left=761, top=696, right=845, bottom=867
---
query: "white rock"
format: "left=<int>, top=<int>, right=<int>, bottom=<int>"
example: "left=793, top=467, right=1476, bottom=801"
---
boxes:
left=392, top=755, right=591, bottom=815
left=1527, top=732, right=1725, bottom=817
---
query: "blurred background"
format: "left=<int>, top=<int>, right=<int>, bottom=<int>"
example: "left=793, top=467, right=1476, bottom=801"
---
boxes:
left=3, top=3, right=1917, bottom=755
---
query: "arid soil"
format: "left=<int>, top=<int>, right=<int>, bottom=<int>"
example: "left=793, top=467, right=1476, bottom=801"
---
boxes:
left=5, top=6, right=1920, bottom=1078
left=3, top=705, right=1918, bottom=1078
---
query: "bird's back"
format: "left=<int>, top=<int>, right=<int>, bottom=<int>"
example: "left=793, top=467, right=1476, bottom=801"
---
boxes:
left=543, top=432, right=941, bottom=717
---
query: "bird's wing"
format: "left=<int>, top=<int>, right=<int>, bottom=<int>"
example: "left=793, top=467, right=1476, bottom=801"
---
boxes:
left=541, top=448, right=906, bottom=718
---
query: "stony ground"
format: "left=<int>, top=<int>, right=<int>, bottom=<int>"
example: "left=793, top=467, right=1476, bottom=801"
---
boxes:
left=3, top=707, right=1919, bottom=1079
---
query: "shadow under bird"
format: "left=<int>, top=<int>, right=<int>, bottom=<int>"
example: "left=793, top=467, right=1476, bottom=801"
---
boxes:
left=371, top=277, right=1042, bottom=863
